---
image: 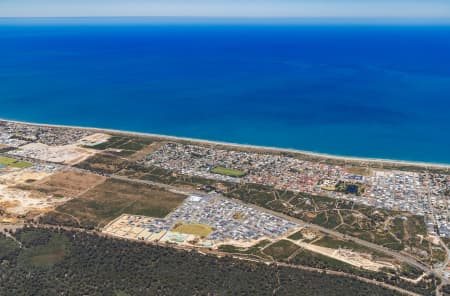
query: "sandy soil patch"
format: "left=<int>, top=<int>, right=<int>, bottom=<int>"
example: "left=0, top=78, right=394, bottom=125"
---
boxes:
left=296, top=241, right=396, bottom=271
left=0, top=184, right=70, bottom=216
left=76, top=133, right=111, bottom=147
left=0, top=216, right=22, bottom=224
left=0, top=168, right=53, bottom=186
left=159, top=231, right=198, bottom=245
left=19, top=169, right=106, bottom=198
left=8, top=143, right=98, bottom=165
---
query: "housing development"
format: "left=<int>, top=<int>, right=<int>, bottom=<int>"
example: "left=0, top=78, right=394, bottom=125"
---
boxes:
left=104, top=194, right=298, bottom=247
left=1, top=119, right=449, bottom=295
left=144, top=142, right=450, bottom=238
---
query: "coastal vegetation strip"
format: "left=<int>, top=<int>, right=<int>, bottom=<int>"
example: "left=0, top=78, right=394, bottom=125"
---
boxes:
left=3, top=118, right=449, bottom=171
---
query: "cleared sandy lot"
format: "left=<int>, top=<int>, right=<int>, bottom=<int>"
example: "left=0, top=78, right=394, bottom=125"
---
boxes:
left=296, top=241, right=396, bottom=271
left=9, top=143, right=97, bottom=165
left=0, top=169, right=105, bottom=220
left=0, top=168, right=53, bottom=186
left=76, top=133, right=111, bottom=147
left=18, top=169, right=106, bottom=198
left=0, top=184, right=70, bottom=216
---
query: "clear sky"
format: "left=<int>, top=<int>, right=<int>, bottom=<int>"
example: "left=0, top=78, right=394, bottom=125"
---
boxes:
left=0, top=0, right=450, bottom=19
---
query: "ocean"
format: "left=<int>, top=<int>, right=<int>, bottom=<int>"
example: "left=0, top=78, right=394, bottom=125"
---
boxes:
left=0, top=18, right=449, bottom=163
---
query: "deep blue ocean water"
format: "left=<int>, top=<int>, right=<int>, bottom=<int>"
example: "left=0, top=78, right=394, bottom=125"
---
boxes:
left=0, top=18, right=449, bottom=163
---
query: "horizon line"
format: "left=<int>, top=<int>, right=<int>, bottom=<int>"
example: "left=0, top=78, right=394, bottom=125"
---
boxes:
left=1, top=16, right=450, bottom=25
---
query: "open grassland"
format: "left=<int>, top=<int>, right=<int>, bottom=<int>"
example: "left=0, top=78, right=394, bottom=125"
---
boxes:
left=172, top=223, right=213, bottom=237
left=89, top=135, right=154, bottom=156
left=0, top=157, right=22, bottom=166
left=263, top=240, right=300, bottom=260
left=76, top=153, right=127, bottom=174
left=313, top=236, right=387, bottom=257
left=17, top=229, right=69, bottom=267
left=0, top=156, right=32, bottom=168
left=218, top=240, right=273, bottom=260
left=42, top=178, right=187, bottom=229
left=288, top=230, right=304, bottom=240
left=210, top=167, right=246, bottom=178
left=292, top=247, right=359, bottom=271
left=16, top=169, right=106, bottom=198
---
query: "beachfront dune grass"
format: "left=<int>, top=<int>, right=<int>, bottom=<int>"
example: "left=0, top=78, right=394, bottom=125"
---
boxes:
left=210, top=167, right=246, bottom=178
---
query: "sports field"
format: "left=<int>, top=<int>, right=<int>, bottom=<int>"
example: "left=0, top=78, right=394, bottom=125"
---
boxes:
left=210, top=167, right=246, bottom=178
left=0, top=156, right=32, bottom=168
left=172, top=223, right=213, bottom=237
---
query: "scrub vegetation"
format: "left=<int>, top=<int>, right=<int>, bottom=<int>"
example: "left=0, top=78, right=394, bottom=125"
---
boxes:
left=0, top=228, right=406, bottom=296
left=41, top=178, right=186, bottom=229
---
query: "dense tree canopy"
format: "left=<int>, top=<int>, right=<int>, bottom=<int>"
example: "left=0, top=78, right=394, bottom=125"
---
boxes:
left=0, top=228, right=402, bottom=296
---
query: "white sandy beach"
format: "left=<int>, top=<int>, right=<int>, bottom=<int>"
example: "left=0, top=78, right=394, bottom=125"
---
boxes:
left=1, top=117, right=449, bottom=169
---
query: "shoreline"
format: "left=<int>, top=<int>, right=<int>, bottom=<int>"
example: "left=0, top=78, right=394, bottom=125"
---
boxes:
left=1, top=117, right=449, bottom=169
